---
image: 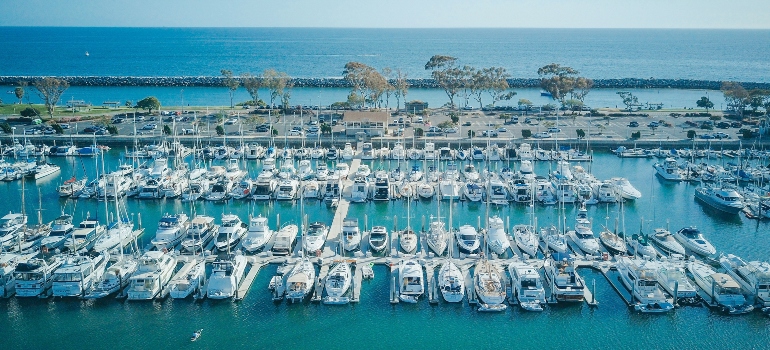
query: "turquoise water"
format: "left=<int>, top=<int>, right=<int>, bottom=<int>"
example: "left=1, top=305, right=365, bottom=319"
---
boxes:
left=1, top=152, right=770, bottom=349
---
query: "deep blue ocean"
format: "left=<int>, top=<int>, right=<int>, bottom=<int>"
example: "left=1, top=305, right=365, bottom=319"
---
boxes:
left=1, top=27, right=769, bottom=81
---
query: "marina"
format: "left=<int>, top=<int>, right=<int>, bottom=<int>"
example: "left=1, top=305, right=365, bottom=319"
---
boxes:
left=0, top=139, right=769, bottom=348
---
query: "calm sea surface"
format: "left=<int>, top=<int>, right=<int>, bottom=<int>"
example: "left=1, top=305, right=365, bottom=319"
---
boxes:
left=1, top=151, right=769, bottom=349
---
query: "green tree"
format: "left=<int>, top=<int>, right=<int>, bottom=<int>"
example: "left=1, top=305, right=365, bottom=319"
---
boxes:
left=107, top=125, right=118, bottom=135
left=576, top=129, right=585, bottom=139
left=687, top=130, right=696, bottom=139
left=136, top=96, right=161, bottom=113
left=616, top=91, right=639, bottom=111
left=721, top=82, right=749, bottom=116
left=747, top=89, right=769, bottom=114
left=0, top=123, right=11, bottom=134
left=696, top=96, right=714, bottom=113
left=483, top=67, right=516, bottom=107
left=263, top=69, right=291, bottom=109
left=449, top=113, right=459, bottom=124
left=438, top=121, right=455, bottom=129
left=521, top=129, right=532, bottom=138
left=14, top=87, right=24, bottom=104
left=393, top=69, right=409, bottom=110
left=221, top=69, right=239, bottom=108
left=33, top=77, right=69, bottom=119
left=414, top=127, right=424, bottom=137
left=215, top=125, right=225, bottom=136
left=425, top=55, right=464, bottom=109
left=241, top=72, right=262, bottom=108
left=320, top=123, right=332, bottom=135
left=163, top=125, right=172, bottom=135
left=271, top=127, right=278, bottom=136
left=52, top=123, right=64, bottom=134
left=467, top=129, right=475, bottom=138
left=20, top=107, right=40, bottom=117
left=630, top=131, right=640, bottom=139
left=537, top=64, right=577, bottom=107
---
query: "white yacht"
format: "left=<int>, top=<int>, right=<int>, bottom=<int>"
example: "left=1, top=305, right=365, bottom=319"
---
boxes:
left=64, top=217, right=106, bottom=252
left=0, top=213, right=26, bottom=249
left=277, top=162, right=297, bottom=180
left=423, top=142, right=437, bottom=160
left=298, top=160, right=314, bottom=180
left=425, top=220, right=448, bottom=256
left=514, top=224, right=538, bottom=257
left=126, top=251, right=177, bottom=300
left=456, top=224, right=480, bottom=254
left=275, top=179, right=299, bottom=200
left=241, top=215, right=274, bottom=253
left=14, top=255, right=63, bottom=297
left=654, top=157, right=684, bottom=181
left=52, top=253, right=109, bottom=297
left=567, top=207, right=600, bottom=256
left=508, top=260, right=546, bottom=311
left=368, top=226, right=389, bottom=253
left=303, top=180, right=321, bottom=199
left=86, top=255, right=138, bottom=299
left=350, top=176, right=370, bottom=203
left=215, top=214, right=247, bottom=251
left=271, top=224, right=299, bottom=256
left=92, top=217, right=133, bottom=254
left=688, top=259, right=754, bottom=314
left=342, top=218, right=361, bottom=252
left=694, top=185, right=744, bottom=214
left=323, top=261, right=351, bottom=304
left=169, top=260, right=205, bottom=299
left=540, top=225, right=568, bottom=254
left=650, top=228, right=685, bottom=255
left=147, top=213, right=188, bottom=251
left=207, top=253, right=247, bottom=299
left=252, top=176, right=277, bottom=201
left=654, top=257, right=698, bottom=299
left=335, top=162, right=350, bottom=179
left=438, top=179, right=461, bottom=201
left=32, top=163, right=61, bottom=180
left=674, top=227, right=715, bottom=256
left=398, top=259, right=424, bottom=303
left=180, top=215, right=218, bottom=254
left=399, top=228, right=418, bottom=254
left=204, top=180, right=233, bottom=201
left=229, top=178, right=255, bottom=200
left=416, top=182, right=435, bottom=200
left=360, top=142, right=375, bottom=160
left=474, top=259, right=506, bottom=308
left=720, top=254, right=770, bottom=307
left=543, top=252, right=585, bottom=302
left=41, top=213, right=74, bottom=250
left=628, top=233, right=658, bottom=258
left=438, top=260, right=464, bottom=303
left=617, top=257, right=674, bottom=313
left=594, top=181, right=619, bottom=203
left=488, top=179, right=509, bottom=203
left=463, top=182, right=483, bottom=202
left=341, top=142, right=354, bottom=160
left=484, top=216, right=510, bottom=255
left=611, top=177, right=642, bottom=200
left=315, top=163, right=329, bottom=181
left=285, top=257, right=316, bottom=303
left=303, top=222, right=328, bottom=253
left=390, top=142, right=406, bottom=160
left=462, top=164, right=479, bottom=182
left=599, top=227, right=627, bottom=255
left=373, top=172, right=390, bottom=201
left=518, top=143, right=535, bottom=161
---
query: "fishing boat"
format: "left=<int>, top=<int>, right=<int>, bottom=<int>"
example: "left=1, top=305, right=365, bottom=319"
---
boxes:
left=242, top=215, right=274, bottom=253
left=323, top=261, right=351, bottom=304
left=285, top=257, right=316, bottom=303
left=543, top=252, right=585, bottom=302
left=206, top=253, right=247, bottom=299
left=673, top=226, right=716, bottom=256
left=303, top=222, right=328, bottom=253
left=719, top=254, right=770, bottom=307
left=271, top=224, right=299, bottom=256
left=52, top=253, right=109, bottom=297
left=688, top=259, right=754, bottom=314
left=342, top=218, right=361, bottom=252
left=508, top=260, right=546, bottom=311
left=456, top=224, right=480, bottom=254
left=126, top=251, right=176, bottom=300
left=180, top=215, right=217, bottom=254
left=150, top=213, right=189, bottom=251
left=617, top=257, right=675, bottom=313
left=398, top=259, right=424, bottom=303
left=214, top=214, right=247, bottom=251
left=368, top=226, right=389, bottom=253
left=438, top=260, right=464, bottom=303
left=649, top=228, right=685, bottom=255
left=13, top=255, right=63, bottom=297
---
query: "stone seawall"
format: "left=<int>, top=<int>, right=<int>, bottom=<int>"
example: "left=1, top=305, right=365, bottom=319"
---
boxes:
left=2, top=76, right=769, bottom=90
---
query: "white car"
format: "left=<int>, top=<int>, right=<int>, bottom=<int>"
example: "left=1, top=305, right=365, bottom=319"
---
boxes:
left=547, top=127, right=561, bottom=133
left=225, top=118, right=238, bottom=125
left=289, top=129, right=303, bottom=136
left=142, top=123, right=157, bottom=130
left=533, top=131, right=551, bottom=138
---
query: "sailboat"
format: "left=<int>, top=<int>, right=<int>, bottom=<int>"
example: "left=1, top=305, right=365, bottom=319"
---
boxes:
left=323, top=261, right=351, bottom=304
left=474, top=258, right=507, bottom=311
left=285, top=257, right=316, bottom=303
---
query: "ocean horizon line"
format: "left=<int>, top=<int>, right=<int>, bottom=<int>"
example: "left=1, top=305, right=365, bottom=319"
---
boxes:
left=1, top=26, right=769, bottom=31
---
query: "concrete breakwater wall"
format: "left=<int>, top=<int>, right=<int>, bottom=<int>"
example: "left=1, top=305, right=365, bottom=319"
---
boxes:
left=2, top=76, right=769, bottom=90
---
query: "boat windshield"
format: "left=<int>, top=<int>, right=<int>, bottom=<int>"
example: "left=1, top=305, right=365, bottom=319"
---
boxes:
left=461, top=234, right=477, bottom=241
left=54, top=272, right=83, bottom=282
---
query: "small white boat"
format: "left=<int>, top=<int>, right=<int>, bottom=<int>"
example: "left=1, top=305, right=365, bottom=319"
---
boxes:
left=474, top=259, right=506, bottom=306
left=463, top=182, right=483, bottom=202
left=126, top=251, right=176, bottom=300
left=14, top=255, right=63, bottom=297
left=33, top=163, right=61, bottom=180
left=399, top=228, right=418, bottom=254
left=674, top=226, right=715, bottom=256
left=611, top=177, right=642, bottom=200
left=323, top=261, right=351, bottom=304
left=514, top=224, right=538, bottom=257
left=650, top=228, right=685, bottom=256
left=150, top=213, right=189, bottom=251
left=456, top=224, right=480, bottom=254
left=567, top=207, right=600, bottom=256
left=719, top=254, right=770, bottom=308
left=86, top=256, right=138, bottom=299
left=206, top=254, right=247, bottom=299
left=438, top=260, right=464, bottom=303
left=303, top=222, right=328, bottom=253
left=398, top=259, right=424, bottom=303
left=214, top=214, right=247, bottom=251
left=271, top=224, right=299, bottom=256
left=368, top=226, right=389, bottom=253
left=508, top=260, right=546, bottom=311
left=180, top=215, right=217, bottom=254
left=342, top=217, right=361, bottom=252
left=241, top=215, right=274, bottom=253
left=169, top=260, right=205, bottom=299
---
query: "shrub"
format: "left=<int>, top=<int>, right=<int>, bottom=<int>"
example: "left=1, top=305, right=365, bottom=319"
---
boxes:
left=20, top=107, right=41, bottom=117
left=521, top=129, right=532, bottom=138
left=107, top=125, right=118, bottom=135
left=215, top=125, right=224, bottom=135
left=631, top=131, right=641, bottom=139
left=414, top=128, right=424, bottom=137
left=687, top=130, right=696, bottom=139
left=576, top=129, right=585, bottom=139
left=52, top=123, right=64, bottom=134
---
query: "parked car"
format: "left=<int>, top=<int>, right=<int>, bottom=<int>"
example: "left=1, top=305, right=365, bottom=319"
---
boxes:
left=142, top=123, right=157, bottom=130
left=547, top=127, right=561, bottom=133
left=255, top=125, right=269, bottom=132
left=497, top=127, right=507, bottom=133
left=59, top=123, right=70, bottom=129
left=132, top=116, right=145, bottom=122
left=481, top=130, right=498, bottom=137
left=716, top=122, right=731, bottom=129
left=628, top=121, right=639, bottom=127
left=533, top=132, right=551, bottom=138
left=444, top=128, right=457, bottom=134
left=462, top=121, right=472, bottom=127
left=730, top=121, right=742, bottom=128
left=225, top=118, right=238, bottom=125
left=699, top=134, right=715, bottom=139
left=648, top=121, right=660, bottom=128
left=289, top=129, right=303, bottom=136
left=714, top=132, right=730, bottom=139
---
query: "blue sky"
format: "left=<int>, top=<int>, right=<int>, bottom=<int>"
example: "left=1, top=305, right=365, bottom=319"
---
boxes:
left=1, top=0, right=767, bottom=28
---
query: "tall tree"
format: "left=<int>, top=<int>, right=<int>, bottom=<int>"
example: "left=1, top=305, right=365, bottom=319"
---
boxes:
left=616, top=91, right=639, bottom=111
left=14, top=86, right=24, bottom=105
left=136, top=96, right=161, bottom=113
left=537, top=63, right=586, bottom=108
left=241, top=72, right=262, bottom=107
left=393, top=69, right=409, bottom=110
left=721, top=82, right=749, bottom=116
left=381, top=67, right=394, bottom=109
left=263, top=69, right=291, bottom=109
left=747, top=89, right=769, bottom=114
left=281, top=80, right=294, bottom=111
left=696, top=96, right=714, bottom=113
left=33, top=77, right=69, bottom=119
left=425, top=55, right=463, bottom=109
left=483, top=67, right=515, bottom=107
left=221, top=69, right=239, bottom=108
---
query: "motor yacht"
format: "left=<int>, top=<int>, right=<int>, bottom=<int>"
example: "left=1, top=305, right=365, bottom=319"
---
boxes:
left=688, top=259, right=754, bottom=314
left=252, top=176, right=277, bottom=201
left=350, top=176, right=370, bottom=203
left=271, top=224, right=299, bottom=256
left=335, top=163, right=350, bottom=179
left=242, top=215, right=274, bottom=253
left=672, top=226, right=715, bottom=256
left=398, top=259, right=424, bottom=303
left=323, top=261, right=351, bottom=304
left=508, top=260, right=546, bottom=311
left=298, top=160, right=314, bottom=180
left=567, top=207, right=600, bottom=256
left=438, top=179, right=461, bottom=201
left=539, top=225, right=568, bottom=254
left=14, top=255, right=63, bottom=297
left=215, top=214, right=247, bottom=251
left=341, top=142, right=354, bottom=160
left=277, top=162, right=297, bottom=180
left=169, top=260, right=205, bottom=299
left=611, top=177, right=642, bottom=200
left=64, top=217, right=106, bottom=252
left=360, top=142, right=375, bottom=160
left=368, top=226, right=389, bottom=253
left=456, top=224, right=480, bottom=254
left=654, top=257, right=698, bottom=299
left=207, top=253, right=247, bottom=299
left=41, top=214, right=74, bottom=250
left=617, top=257, right=674, bottom=313
left=720, top=254, right=770, bottom=307
left=0, top=213, right=26, bottom=249
left=303, top=222, right=328, bottom=253
left=373, top=172, right=390, bottom=201
left=93, top=217, right=133, bottom=254
left=32, top=163, right=61, bottom=180
left=204, top=180, right=233, bottom=201
left=303, top=180, right=321, bottom=199
left=462, top=164, right=479, bottom=182
left=229, top=178, right=255, bottom=200
left=543, top=252, right=585, bottom=302
left=342, top=218, right=361, bottom=252
left=52, top=253, right=109, bottom=297
left=85, top=255, right=138, bottom=299
left=180, top=215, right=218, bottom=254
left=126, top=251, right=176, bottom=300
left=463, top=182, right=483, bottom=202
left=147, top=213, right=189, bottom=251
left=275, top=179, right=299, bottom=200
left=513, top=224, right=538, bottom=257
left=694, top=185, right=744, bottom=214
left=285, top=257, right=316, bottom=303
left=654, top=157, right=684, bottom=181
left=650, top=228, right=685, bottom=255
